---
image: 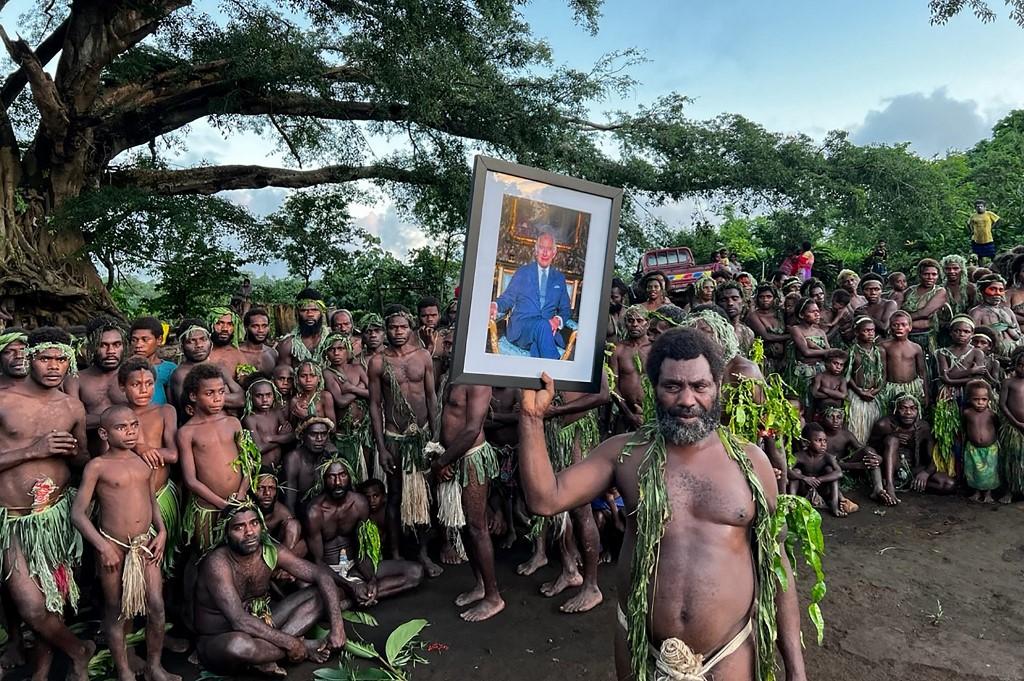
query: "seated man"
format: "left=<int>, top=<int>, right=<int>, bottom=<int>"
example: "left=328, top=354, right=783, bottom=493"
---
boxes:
left=868, top=394, right=954, bottom=506
left=305, top=456, right=423, bottom=607
left=194, top=502, right=346, bottom=676
left=254, top=469, right=306, bottom=559
left=489, top=230, right=572, bottom=359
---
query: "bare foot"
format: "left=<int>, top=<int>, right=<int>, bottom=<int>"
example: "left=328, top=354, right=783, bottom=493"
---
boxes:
left=460, top=597, right=506, bottom=622
left=839, top=496, right=859, bottom=513
left=501, top=531, right=517, bottom=550
left=516, top=551, right=547, bottom=576
left=540, top=569, right=582, bottom=598
left=599, top=550, right=613, bottom=564
left=30, top=644, right=53, bottom=681
left=559, top=585, right=603, bottom=614
left=969, top=491, right=982, bottom=502
left=252, top=662, right=287, bottom=677
left=304, top=639, right=330, bottom=664
left=69, top=641, right=97, bottom=681
left=982, top=491, right=995, bottom=504
left=830, top=505, right=848, bottom=518
left=162, top=635, right=190, bottom=654
left=419, top=555, right=444, bottom=578
left=144, top=664, right=183, bottom=681
left=440, top=542, right=467, bottom=565
left=455, top=582, right=485, bottom=607
left=1, top=643, right=25, bottom=669
left=808, top=490, right=825, bottom=508
left=999, top=493, right=1013, bottom=505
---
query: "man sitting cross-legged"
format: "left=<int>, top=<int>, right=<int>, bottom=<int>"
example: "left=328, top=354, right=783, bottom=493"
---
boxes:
left=194, top=502, right=347, bottom=676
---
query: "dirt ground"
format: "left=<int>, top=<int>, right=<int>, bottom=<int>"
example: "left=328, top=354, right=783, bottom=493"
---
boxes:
left=6, top=491, right=1024, bottom=681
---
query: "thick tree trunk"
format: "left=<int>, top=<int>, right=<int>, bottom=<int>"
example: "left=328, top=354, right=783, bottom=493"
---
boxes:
left=0, top=158, right=118, bottom=326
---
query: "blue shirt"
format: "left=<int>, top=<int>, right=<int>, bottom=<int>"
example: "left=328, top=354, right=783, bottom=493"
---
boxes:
left=151, top=359, right=177, bottom=405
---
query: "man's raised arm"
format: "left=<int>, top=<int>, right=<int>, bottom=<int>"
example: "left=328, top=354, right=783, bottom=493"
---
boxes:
left=518, top=373, right=618, bottom=516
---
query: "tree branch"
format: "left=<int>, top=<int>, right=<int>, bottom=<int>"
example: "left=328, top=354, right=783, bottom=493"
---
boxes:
left=1, top=18, right=69, bottom=108
left=268, top=115, right=304, bottom=168
left=105, top=162, right=435, bottom=195
left=0, top=26, right=69, bottom=145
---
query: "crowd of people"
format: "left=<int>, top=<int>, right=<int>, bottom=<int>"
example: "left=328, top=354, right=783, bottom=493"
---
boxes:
left=0, top=221, right=1022, bottom=680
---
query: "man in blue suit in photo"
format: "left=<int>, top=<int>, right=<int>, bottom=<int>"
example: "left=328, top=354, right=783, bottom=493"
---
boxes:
left=490, top=229, right=572, bottom=359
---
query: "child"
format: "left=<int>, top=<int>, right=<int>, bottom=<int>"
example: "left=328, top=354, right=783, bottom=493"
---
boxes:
left=118, top=358, right=180, bottom=574
left=847, top=317, right=886, bottom=444
left=972, top=326, right=1004, bottom=391
left=272, top=363, right=295, bottom=402
left=242, top=375, right=293, bottom=471
left=934, top=316, right=987, bottom=479
left=821, top=406, right=878, bottom=511
left=879, top=311, right=928, bottom=412
left=885, top=272, right=908, bottom=306
left=321, top=335, right=372, bottom=480
left=810, top=348, right=848, bottom=420
left=963, top=380, right=1000, bottom=503
left=782, top=291, right=802, bottom=328
left=177, top=363, right=250, bottom=552
left=822, top=289, right=853, bottom=348
left=288, top=359, right=335, bottom=427
left=998, top=347, right=1024, bottom=503
left=788, top=423, right=846, bottom=517
left=71, top=406, right=178, bottom=681
left=357, top=478, right=391, bottom=555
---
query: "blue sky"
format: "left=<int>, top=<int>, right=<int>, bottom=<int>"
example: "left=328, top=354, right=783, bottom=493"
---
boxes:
left=3, top=0, right=1022, bottom=274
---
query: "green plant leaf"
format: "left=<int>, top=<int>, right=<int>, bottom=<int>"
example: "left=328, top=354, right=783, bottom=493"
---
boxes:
left=385, top=618, right=429, bottom=665
left=344, top=639, right=379, bottom=660
left=343, top=610, right=380, bottom=627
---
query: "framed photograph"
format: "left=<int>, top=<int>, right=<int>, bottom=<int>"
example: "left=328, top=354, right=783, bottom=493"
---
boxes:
left=450, top=155, right=622, bottom=392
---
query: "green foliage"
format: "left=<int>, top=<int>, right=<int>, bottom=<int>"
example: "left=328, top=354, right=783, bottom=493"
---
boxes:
left=110, top=276, right=158, bottom=319
left=315, top=615, right=429, bottom=681
left=246, top=274, right=306, bottom=305
left=770, top=495, right=827, bottom=644
left=321, top=246, right=459, bottom=314
left=151, top=239, right=243, bottom=320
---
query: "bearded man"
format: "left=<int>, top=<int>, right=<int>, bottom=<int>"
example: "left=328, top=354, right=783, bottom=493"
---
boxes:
left=517, top=328, right=807, bottom=681
left=277, top=290, right=330, bottom=367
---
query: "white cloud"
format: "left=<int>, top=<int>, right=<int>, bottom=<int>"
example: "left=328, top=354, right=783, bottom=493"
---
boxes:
left=849, top=88, right=1002, bottom=157
left=354, top=202, right=428, bottom=258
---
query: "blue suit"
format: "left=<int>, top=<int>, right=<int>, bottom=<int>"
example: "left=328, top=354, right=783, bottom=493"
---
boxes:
left=495, top=262, right=572, bottom=359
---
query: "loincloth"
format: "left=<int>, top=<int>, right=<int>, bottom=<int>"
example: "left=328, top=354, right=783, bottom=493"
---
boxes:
left=964, top=442, right=1000, bottom=491
left=616, top=603, right=753, bottom=680
left=457, top=441, right=500, bottom=488
left=182, top=497, right=222, bottom=553
left=548, top=411, right=601, bottom=471
left=385, top=427, right=431, bottom=528
left=100, top=528, right=155, bottom=620
left=0, top=488, right=82, bottom=614
left=156, top=479, right=181, bottom=575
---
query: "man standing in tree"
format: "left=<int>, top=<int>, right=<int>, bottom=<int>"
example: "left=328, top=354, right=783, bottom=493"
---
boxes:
left=433, top=361, right=503, bottom=621
left=0, top=328, right=94, bottom=681
left=517, top=328, right=807, bottom=681
left=76, top=318, right=127, bottom=456
left=277, top=290, right=330, bottom=367
left=207, top=307, right=248, bottom=381
left=367, top=306, right=440, bottom=576
left=130, top=317, right=176, bottom=406
left=239, top=308, right=278, bottom=374
left=968, top=199, right=999, bottom=265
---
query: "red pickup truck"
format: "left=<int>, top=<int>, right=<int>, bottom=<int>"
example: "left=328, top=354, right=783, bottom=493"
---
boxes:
left=631, top=246, right=717, bottom=297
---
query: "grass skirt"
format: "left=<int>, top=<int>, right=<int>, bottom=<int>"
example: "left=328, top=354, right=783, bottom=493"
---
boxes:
left=182, top=497, right=221, bottom=553
left=847, top=392, right=880, bottom=445
left=156, top=479, right=180, bottom=575
left=0, top=492, right=82, bottom=614
left=999, top=422, right=1024, bottom=495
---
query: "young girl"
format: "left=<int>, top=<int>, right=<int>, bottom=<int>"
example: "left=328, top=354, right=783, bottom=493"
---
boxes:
left=933, top=316, right=987, bottom=479
left=788, top=297, right=830, bottom=408
left=242, top=375, right=293, bottom=471
left=288, top=359, right=335, bottom=427
left=962, top=380, right=1000, bottom=503
left=321, top=334, right=372, bottom=480
left=847, top=317, right=887, bottom=444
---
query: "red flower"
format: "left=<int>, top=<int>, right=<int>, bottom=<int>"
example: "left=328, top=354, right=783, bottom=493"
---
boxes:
left=426, top=642, right=449, bottom=654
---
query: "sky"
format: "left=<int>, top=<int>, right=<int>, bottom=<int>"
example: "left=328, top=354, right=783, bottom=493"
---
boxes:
left=3, top=0, right=1023, bottom=275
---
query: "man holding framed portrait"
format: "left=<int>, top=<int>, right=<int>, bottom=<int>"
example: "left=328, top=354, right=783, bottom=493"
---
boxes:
left=489, top=230, right=572, bottom=360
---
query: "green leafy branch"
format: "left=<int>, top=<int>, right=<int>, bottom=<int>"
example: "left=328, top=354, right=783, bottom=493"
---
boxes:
left=770, top=494, right=827, bottom=644
left=315, top=612, right=429, bottom=681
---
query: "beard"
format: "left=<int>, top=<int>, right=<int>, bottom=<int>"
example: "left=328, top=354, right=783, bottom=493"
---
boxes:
left=299, top=317, right=323, bottom=338
left=656, top=399, right=721, bottom=446
left=609, top=302, right=623, bottom=314
left=211, top=334, right=231, bottom=347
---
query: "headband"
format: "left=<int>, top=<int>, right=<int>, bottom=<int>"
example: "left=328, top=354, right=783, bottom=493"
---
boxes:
left=681, top=309, right=739, bottom=361
left=837, top=269, right=857, bottom=283
left=823, top=406, right=844, bottom=417
left=180, top=324, right=210, bottom=345
left=243, top=378, right=283, bottom=417
left=296, top=298, right=328, bottom=316
left=207, top=307, right=242, bottom=347
left=359, top=312, right=384, bottom=330
left=853, top=316, right=875, bottom=328
left=892, top=392, right=921, bottom=413
left=309, top=454, right=355, bottom=497
left=214, top=498, right=277, bottom=567
left=320, top=332, right=354, bottom=362
left=296, top=416, right=336, bottom=439
left=0, top=331, right=27, bottom=352
left=624, top=304, right=649, bottom=320
left=384, top=309, right=415, bottom=325
left=647, top=308, right=681, bottom=327
left=949, top=315, right=975, bottom=330
left=26, top=342, right=78, bottom=376
left=972, top=333, right=991, bottom=342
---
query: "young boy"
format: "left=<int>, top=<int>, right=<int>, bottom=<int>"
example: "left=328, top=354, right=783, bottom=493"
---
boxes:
left=810, top=349, right=848, bottom=420
left=886, top=272, right=908, bottom=306
left=998, top=347, right=1024, bottom=503
left=71, top=406, right=178, bottom=681
left=288, top=360, right=335, bottom=426
left=821, top=405, right=879, bottom=512
left=119, top=357, right=180, bottom=574
left=130, top=317, right=176, bottom=406
left=272, top=364, right=295, bottom=402
left=880, top=311, right=928, bottom=412
left=242, top=376, right=293, bottom=471
left=788, top=422, right=846, bottom=517
left=357, top=478, right=390, bottom=549
left=177, top=363, right=251, bottom=552
left=963, top=380, right=1000, bottom=503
